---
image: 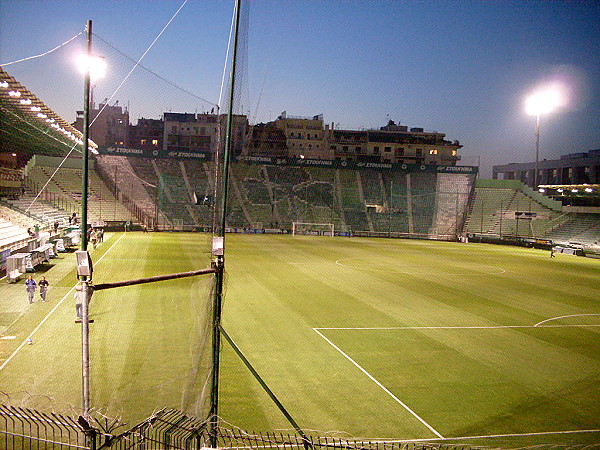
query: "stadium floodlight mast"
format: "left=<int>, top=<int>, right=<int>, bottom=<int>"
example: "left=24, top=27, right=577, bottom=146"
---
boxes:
left=525, top=84, right=564, bottom=188
left=77, top=19, right=105, bottom=424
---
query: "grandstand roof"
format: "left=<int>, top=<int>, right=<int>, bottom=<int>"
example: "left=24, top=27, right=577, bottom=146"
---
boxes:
left=0, top=67, right=96, bottom=158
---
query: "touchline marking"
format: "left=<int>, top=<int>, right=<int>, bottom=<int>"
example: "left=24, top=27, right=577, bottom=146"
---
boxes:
left=312, top=328, right=444, bottom=439
left=534, top=313, right=600, bottom=327
left=0, top=233, right=126, bottom=372
left=364, top=428, right=600, bottom=443
left=315, top=324, right=600, bottom=330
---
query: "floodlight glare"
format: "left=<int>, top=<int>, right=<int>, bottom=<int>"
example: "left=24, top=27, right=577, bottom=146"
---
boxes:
left=584, top=188, right=593, bottom=193
left=525, top=84, right=566, bottom=116
left=538, top=188, right=545, bottom=193
left=77, top=53, right=107, bottom=82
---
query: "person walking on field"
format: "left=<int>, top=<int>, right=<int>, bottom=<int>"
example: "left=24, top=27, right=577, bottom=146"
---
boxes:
left=75, top=284, right=84, bottom=320
left=39, top=276, right=49, bottom=302
left=25, top=275, right=37, bottom=304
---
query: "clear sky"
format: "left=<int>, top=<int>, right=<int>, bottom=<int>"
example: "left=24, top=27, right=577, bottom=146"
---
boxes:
left=1, top=0, right=599, bottom=176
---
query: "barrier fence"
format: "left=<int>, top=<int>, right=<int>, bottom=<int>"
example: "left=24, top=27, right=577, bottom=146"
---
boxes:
left=1, top=405, right=488, bottom=450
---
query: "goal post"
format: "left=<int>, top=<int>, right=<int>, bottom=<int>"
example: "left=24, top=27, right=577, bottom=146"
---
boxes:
left=292, top=222, right=335, bottom=237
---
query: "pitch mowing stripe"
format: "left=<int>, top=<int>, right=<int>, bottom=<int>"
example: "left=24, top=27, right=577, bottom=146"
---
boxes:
left=312, top=328, right=444, bottom=439
left=0, top=233, right=126, bottom=372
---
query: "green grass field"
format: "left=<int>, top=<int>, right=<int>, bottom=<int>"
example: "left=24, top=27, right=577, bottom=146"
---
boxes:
left=1, top=232, right=599, bottom=447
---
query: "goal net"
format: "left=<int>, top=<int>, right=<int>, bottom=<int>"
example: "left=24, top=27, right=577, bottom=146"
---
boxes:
left=292, top=222, right=335, bottom=237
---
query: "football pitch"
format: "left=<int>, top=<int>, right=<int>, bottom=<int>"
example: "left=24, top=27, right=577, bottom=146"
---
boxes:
left=0, top=232, right=599, bottom=447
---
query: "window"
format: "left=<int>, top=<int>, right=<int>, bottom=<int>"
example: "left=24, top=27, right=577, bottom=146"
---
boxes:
left=416, top=148, right=423, bottom=156
left=384, top=146, right=391, bottom=153
left=140, top=139, right=146, bottom=145
left=429, top=149, right=438, bottom=155
left=152, top=139, right=158, bottom=146
left=373, top=147, right=380, bottom=155
left=395, top=148, right=404, bottom=156
left=452, top=150, right=457, bottom=156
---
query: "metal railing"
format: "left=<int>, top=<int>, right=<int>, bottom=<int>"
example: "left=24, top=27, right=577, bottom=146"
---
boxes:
left=1, top=406, right=489, bottom=450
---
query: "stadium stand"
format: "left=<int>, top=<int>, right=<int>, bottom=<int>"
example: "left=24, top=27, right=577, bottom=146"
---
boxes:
left=465, top=179, right=566, bottom=238
left=544, top=213, right=600, bottom=247
left=91, top=156, right=478, bottom=238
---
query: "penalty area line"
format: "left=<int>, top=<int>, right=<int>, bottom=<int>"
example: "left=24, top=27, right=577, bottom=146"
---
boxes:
left=312, top=328, right=444, bottom=439
left=0, top=232, right=126, bottom=372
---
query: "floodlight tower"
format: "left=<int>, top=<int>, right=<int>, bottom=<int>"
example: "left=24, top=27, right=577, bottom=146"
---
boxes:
left=77, top=19, right=106, bottom=422
left=525, top=86, right=562, bottom=188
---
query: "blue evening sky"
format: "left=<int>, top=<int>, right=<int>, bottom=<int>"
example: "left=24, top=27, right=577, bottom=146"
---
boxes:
left=1, top=0, right=599, bottom=176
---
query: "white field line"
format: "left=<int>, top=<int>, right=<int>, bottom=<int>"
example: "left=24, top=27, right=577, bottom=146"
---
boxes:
left=0, top=233, right=126, bottom=372
left=316, top=324, right=600, bottom=330
left=312, top=328, right=444, bottom=439
left=356, top=428, right=600, bottom=444
left=534, top=313, right=600, bottom=327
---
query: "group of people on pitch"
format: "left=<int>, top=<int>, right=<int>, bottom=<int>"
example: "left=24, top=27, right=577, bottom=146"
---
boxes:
left=24, top=275, right=49, bottom=304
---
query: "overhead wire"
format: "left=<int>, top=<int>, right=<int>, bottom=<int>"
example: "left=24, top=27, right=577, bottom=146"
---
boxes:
left=23, top=0, right=191, bottom=212
left=0, top=31, right=84, bottom=67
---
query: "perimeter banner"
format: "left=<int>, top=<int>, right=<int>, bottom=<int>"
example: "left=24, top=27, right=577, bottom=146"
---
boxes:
left=97, top=146, right=477, bottom=174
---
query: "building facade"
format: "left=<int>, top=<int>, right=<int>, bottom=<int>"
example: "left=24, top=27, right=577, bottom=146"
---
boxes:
left=492, top=149, right=600, bottom=186
left=74, top=102, right=129, bottom=148
left=245, top=115, right=462, bottom=165
left=163, top=112, right=248, bottom=155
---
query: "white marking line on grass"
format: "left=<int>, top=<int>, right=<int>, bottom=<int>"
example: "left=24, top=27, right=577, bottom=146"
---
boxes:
left=0, top=233, right=126, bottom=372
left=365, top=428, right=600, bottom=444
left=534, top=313, right=600, bottom=327
left=312, top=328, right=444, bottom=439
left=316, top=324, right=600, bottom=330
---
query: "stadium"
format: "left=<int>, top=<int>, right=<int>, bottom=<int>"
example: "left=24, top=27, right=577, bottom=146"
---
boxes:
left=1, top=2, right=599, bottom=449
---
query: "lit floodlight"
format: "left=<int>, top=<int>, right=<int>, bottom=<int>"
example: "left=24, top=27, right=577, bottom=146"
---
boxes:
left=8, top=90, right=21, bottom=97
left=557, top=188, right=564, bottom=193
left=30, top=106, right=41, bottom=112
left=585, top=188, right=593, bottom=193
left=525, top=83, right=566, bottom=116
left=572, top=189, right=579, bottom=193
left=0, top=81, right=8, bottom=88
left=538, top=188, right=545, bottom=193
left=77, top=53, right=107, bottom=82
left=20, top=98, right=32, bottom=105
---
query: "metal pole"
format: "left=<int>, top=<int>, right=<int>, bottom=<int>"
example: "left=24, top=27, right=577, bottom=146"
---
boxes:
left=534, top=114, right=540, bottom=188
left=81, top=19, right=92, bottom=422
left=211, top=0, right=242, bottom=444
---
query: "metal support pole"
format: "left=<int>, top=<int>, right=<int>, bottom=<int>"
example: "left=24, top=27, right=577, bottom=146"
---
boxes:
left=210, top=0, right=242, bottom=444
left=80, top=19, right=93, bottom=421
left=534, top=114, right=540, bottom=188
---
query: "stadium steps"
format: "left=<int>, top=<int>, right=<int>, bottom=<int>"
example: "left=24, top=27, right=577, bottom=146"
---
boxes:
left=544, top=213, right=600, bottom=246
